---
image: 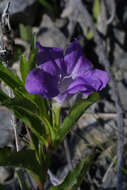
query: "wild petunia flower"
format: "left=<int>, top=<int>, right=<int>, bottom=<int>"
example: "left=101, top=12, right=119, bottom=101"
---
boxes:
left=25, top=40, right=109, bottom=104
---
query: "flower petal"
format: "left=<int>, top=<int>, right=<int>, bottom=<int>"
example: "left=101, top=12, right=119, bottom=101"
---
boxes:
left=39, top=61, right=60, bottom=78
left=71, top=56, right=92, bottom=79
left=88, top=69, right=109, bottom=90
left=36, top=42, right=65, bottom=76
left=25, top=68, right=59, bottom=98
left=66, top=69, right=109, bottom=95
left=66, top=77, right=101, bottom=95
left=64, top=39, right=84, bottom=75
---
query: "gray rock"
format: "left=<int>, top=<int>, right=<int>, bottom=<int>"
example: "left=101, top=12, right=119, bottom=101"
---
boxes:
left=61, top=0, right=92, bottom=37
left=118, top=82, right=127, bottom=110
left=0, top=106, right=14, bottom=147
left=0, top=0, right=36, bottom=15
left=96, top=164, right=117, bottom=189
left=0, top=0, right=38, bottom=26
left=0, top=167, right=14, bottom=184
left=115, top=53, right=127, bottom=71
left=113, top=28, right=127, bottom=71
left=37, top=15, right=67, bottom=49
left=109, top=27, right=127, bottom=110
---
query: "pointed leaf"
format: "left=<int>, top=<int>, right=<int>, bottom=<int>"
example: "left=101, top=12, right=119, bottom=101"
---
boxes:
left=1, top=90, right=51, bottom=146
left=0, top=64, right=25, bottom=92
left=4, top=104, right=48, bottom=146
left=3, top=95, right=53, bottom=145
left=20, top=55, right=28, bottom=82
left=0, top=148, right=41, bottom=177
left=55, top=93, right=99, bottom=146
left=32, top=95, right=49, bottom=118
left=20, top=48, right=37, bottom=83
left=0, top=89, right=10, bottom=102
left=28, top=47, right=38, bottom=70
left=31, top=34, right=37, bottom=50
left=93, top=0, right=100, bottom=20
left=39, top=0, right=53, bottom=10
left=3, top=96, right=40, bottom=115
left=19, top=24, right=33, bottom=42
left=14, top=89, right=51, bottom=123
left=86, top=30, right=94, bottom=40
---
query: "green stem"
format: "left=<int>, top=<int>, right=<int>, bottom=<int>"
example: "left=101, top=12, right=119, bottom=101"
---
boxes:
left=52, top=103, right=61, bottom=130
left=38, top=148, right=52, bottom=190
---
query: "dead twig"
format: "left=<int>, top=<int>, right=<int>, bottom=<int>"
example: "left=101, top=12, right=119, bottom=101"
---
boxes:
left=102, top=156, right=117, bottom=183
left=105, top=0, right=116, bottom=25
left=83, top=112, right=118, bottom=119
left=74, top=1, right=124, bottom=189
left=48, top=169, right=65, bottom=186
left=2, top=1, right=11, bottom=31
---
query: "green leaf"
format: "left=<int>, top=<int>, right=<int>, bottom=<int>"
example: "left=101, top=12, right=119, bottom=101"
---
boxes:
left=30, top=132, right=40, bottom=156
left=0, top=148, right=41, bottom=177
left=4, top=103, right=48, bottom=146
left=0, top=89, right=10, bottom=102
left=86, top=30, right=94, bottom=39
left=52, top=103, right=61, bottom=130
left=20, top=33, right=37, bottom=83
left=55, top=93, right=99, bottom=146
left=28, top=48, right=38, bottom=71
left=39, top=0, right=53, bottom=10
left=33, top=95, right=50, bottom=118
left=93, top=0, right=100, bottom=20
left=14, top=89, right=51, bottom=123
left=31, top=34, right=37, bottom=50
left=16, top=108, right=48, bottom=146
left=41, top=116, right=56, bottom=144
left=4, top=89, right=53, bottom=145
left=16, top=170, right=31, bottom=190
left=9, top=45, right=24, bottom=65
left=20, top=48, right=37, bottom=83
left=20, top=55, right=28, bottom=82
left=19, top=24, right=33, bottom=42
left=0, top=64, right=25, bottom=92
left=29, top=95, right=55, bottom=143
left=3, top=94, right=53, bottom=145
left=50, top=151, right=97, bottom=190
left=3, top=95, right=39, bottom=115
left=86, top=23, right=97, bottom=40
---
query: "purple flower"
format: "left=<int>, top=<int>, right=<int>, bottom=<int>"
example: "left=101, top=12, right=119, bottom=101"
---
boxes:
left=25, top=40, right=109, bottom=104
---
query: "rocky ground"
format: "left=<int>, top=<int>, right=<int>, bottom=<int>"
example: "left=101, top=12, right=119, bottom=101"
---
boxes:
left=0, top=0, right=127, bottom=189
